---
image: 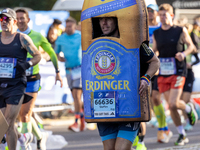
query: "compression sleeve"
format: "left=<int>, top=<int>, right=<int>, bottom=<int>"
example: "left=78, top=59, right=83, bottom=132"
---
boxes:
left=40, top=35, right=59, bottom=72
left=191, top=53, right=200, bottom=66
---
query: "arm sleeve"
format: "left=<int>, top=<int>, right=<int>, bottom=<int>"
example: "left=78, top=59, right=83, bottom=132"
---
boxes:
left=140, top=43, right=154, bottom=63
left=191, top=32, right=200, bottom=50
left=191, top=53, right=200, bottom=66
left=40, top=35, right=59, bottom=71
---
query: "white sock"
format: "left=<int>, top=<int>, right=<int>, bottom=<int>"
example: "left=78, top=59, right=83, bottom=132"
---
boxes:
left=177, top=125, right=186, bottom=136
left=138, top=141, right=144, bottom=145
left=185, top=105, right=191, bottom=113
left=18, top=133, right=25, bottom=144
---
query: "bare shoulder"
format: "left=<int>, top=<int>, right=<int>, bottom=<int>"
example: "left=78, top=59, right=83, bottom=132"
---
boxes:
left=19, top=33, right=33, bottom=45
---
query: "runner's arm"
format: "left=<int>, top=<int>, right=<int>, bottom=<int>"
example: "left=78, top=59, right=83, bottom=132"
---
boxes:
left=20, top=33, right=41, bottom=66
left=152, top=34, right=159, bottom=56
left=40, top=35, right=59, bottom=72
left=175, top=27, right=195, bottom=61
left=139, top=43, right=160, bottom=95
left=40, top=36, right=63, bottom=87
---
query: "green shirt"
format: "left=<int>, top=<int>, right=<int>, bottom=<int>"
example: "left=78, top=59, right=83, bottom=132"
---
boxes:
left=28, top=30, right=59, bottom=75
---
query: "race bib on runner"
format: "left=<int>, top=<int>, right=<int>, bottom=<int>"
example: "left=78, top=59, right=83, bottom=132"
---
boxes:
left=0, top=57, right=17, bottom=78
left=26, top=58, right=33, bottom=76
left=93, top=91, right=116, bottom=118
left=71, top=66, right=81, bottom=80
left=159, top=57, right=177, bottom=75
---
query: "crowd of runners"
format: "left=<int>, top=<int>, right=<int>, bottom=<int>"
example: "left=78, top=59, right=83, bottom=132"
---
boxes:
left=0, top=2, right=200, bottom=150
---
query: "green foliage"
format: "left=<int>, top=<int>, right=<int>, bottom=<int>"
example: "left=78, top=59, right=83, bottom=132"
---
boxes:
left=0, top=0, right=57, bottom=10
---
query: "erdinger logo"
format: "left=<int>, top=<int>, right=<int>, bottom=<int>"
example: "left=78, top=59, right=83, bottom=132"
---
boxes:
left=95, top=51, right=116, bottom=74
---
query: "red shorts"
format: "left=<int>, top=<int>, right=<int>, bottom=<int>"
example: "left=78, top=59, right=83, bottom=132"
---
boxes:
left=157, top=75, right=186, bottom=93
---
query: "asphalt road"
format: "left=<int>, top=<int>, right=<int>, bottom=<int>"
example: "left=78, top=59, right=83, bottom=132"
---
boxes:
left=43, top=119, right=200, bottom=150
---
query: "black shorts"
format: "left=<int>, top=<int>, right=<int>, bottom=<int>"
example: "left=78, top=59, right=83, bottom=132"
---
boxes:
left=151, top=75, right=159, bottom=91
left=0, top=82, right=26, bottom=108
left=183, top=69, right=194, bottom=93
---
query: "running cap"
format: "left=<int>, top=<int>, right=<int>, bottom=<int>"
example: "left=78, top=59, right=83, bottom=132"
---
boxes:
left=194, top=21, right=200, bottom=27
left=0, top=8, right=16, bottom=20
left=147, top=4, right=159, bottom=12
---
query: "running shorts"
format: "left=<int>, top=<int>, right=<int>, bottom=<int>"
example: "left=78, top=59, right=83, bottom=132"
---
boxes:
left=157, top=75, right=185, bottom=93
left=97, top=122, right=140, bottom=143
left=0, top=82, right=26, bottom=108
left=25, top=80, right=41, bottom=93
left=66, top=73, right=82, bottom=90
left=183, top=69, right=194, bottom=93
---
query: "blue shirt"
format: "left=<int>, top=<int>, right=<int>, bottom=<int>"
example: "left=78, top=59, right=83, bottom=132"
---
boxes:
left=149, top=22, right=161, bottom=47
left=55, top=30, right=82, bottom=70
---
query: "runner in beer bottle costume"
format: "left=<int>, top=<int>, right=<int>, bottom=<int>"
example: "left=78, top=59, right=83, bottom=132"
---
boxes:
left=81, top=0, right=160, bottom=149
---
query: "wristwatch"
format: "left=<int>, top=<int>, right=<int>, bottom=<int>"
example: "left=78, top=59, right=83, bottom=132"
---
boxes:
left=56, top=69, right=60, bottom=73
left=144, top=74, right=151, bottom=80
left=28, top=61, right=33, bottom=66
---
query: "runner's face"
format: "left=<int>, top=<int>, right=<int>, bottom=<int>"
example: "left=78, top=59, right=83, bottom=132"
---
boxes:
left=159, top=10, right=173, bottom=25
left=16, top=12, right=29, bottom=31
left=147, top=8, right=157, bottom=20
left=0, top=15, right=15, bottom=32
left=65, top=22, right=76, bottom=35
left=99, top=17, right=116, bottom=35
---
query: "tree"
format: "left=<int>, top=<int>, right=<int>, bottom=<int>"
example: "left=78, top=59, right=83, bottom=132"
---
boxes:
left=0, top=0, right=57, bottom=10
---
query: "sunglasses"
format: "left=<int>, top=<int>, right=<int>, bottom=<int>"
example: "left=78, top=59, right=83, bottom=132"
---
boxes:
left=147, top=9, right=154, bottom=13
left=0, top=16, right=11, bottom=22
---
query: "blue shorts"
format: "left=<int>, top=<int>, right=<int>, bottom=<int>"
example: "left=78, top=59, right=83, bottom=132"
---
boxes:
left=25, top=80, right=40, bottom=93
left=97, top=122, right=140, bottom=143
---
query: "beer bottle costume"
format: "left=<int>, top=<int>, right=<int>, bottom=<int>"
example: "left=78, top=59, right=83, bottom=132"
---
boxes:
left=81, top=0, right=153, bottom=123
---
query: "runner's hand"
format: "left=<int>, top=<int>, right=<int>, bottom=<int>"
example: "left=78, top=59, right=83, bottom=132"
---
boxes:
left=175, top=52, right=184, bottom=62
left=139, top=80, right=148, bottom=96
left=55, top=72, right=63, bottom=87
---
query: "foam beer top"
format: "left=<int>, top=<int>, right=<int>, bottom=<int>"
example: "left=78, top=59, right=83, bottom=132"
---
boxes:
left=81, top=0, right=149, bottom=50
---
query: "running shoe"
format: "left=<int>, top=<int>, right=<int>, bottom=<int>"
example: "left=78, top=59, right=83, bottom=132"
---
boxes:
left=80, top=118, right=87, bottom=131
left=20, top=132, right=33, bottom=150
left=136, top=143, right=147, bottom=150
left=157, top=130, right=173, bottom=143
left=68, top=122, right=80, bottom=132
left=187, top=102, right=198, bottom=126
left=132, top=136, right=139, bottom=147
left=184, top=122, right=193, bottom=132
left=174, top=134, right=189, bottom=146
left=37, top=132, right=49, bottom=150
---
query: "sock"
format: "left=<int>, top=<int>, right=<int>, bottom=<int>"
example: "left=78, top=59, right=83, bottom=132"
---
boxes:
left=75, top=113, right=80, bottom=123
left=31, top=117, right=42, bottom=140
left=185, top=104, right=191, bottom=113
left=18, top=133, right=26, bottom=145
left=154, top=104, right=167, bottom=128
left=177, top=125, right=186, bottom=136
left=21, top=122, right=32, bottom=133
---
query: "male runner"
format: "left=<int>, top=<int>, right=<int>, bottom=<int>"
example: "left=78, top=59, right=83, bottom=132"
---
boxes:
left=182, top=21, right=200, bottom=131
left=0, top=8, right=41, bottom=150
left=153, top=3, right=198, bottom=146
left=148, top=3, right=173, bottom=144
left=97, top=17, right=160, bottom=150
left=55, top=17, right=85, bottom=132
left=16, top=8, right=63, bottom=150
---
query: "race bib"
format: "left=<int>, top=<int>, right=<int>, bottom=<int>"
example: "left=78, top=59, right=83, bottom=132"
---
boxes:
left=93, top=91, right=116, bottom=118
left=159, top=57, right=177, bottom=75
left=26, top=58, right=33, bottom=76
left=71, top=66, right=81, bottom=80
left=0, top=57, right=17, bottom=78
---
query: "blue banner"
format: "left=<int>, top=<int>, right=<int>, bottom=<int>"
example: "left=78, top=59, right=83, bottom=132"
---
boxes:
left=82, top=39, right=141, bottom=119
left=81, top=0, right=137, bottom=21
